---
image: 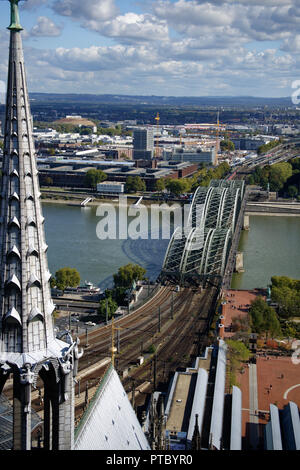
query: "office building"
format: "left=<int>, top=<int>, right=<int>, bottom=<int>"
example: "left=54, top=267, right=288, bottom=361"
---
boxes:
left=133, top=128, right=154, bottom=160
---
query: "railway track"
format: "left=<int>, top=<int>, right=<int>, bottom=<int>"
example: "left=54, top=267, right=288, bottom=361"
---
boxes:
left=121, top=286, right=218, bottom=396
left=3, top=284, right=219, bottom=423
left=76, top=285, right=175, bottom=368
left=72, top=285, right=218, bottom=419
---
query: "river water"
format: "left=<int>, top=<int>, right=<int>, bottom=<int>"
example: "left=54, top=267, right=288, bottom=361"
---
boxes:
left=42, top=203, right=300, bottom=290
left=43, top=202, right=171, bottom=289
left=232, top=215, right=300, bottom=289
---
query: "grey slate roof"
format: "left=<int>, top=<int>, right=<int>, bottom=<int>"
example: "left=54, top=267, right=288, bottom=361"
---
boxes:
left=74, top=364, right=150, bottom=450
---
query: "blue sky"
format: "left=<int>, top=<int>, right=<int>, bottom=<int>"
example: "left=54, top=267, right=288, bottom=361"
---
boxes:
left=0, top=0, right=298, bottom=98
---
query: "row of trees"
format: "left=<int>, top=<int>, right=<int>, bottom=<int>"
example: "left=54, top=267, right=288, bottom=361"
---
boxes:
left=97, top=125, right=132, bottom=137
left=257, top=139, right=281, bottom=155
left=73, top=161, right=231, bottom=195
left=248, top=157, right=300, bottom=198
left=34, top=120, right=132, bottom=137
left=188, top=161, right=230, bottom=191
left=248, top=161, right=293, bottom=192
left=153, top=162, right=230, bottom=196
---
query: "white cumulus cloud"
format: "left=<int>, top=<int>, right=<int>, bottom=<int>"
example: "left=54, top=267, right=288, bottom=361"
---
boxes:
left=30, top=16, right=63, bottom=37
left=52, top=0, right=118, bottom=23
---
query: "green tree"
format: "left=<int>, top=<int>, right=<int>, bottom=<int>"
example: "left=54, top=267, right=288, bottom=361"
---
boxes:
left=54, top=267, right=80, bottom=292
left=226, top=339, right=250, bottom=361
left=226, top=339, right=250, bottom=388
left=271, top=278, right=300, bottom=319
left=220, top=140, right=235, bottom=151
left=268, top=162, right=293, bottom=192
left=84, top=169, right=107, bottom=189
left=271, top=275, right=294, bottom=289
left=249, top=297, right=266, bottom=332
left=154, top=178, right=165, bottom=193
left=257, top=139, right=281, bottom=155
left=249, top=162, right=293, bottom=192
left=190, top=162, right=230, bottom=191
left=249, top=296, right=281, bottom=337
left=288, top=185, right=298, bottom=199
left=113, top=263, right=146, bottom=289
left=79, top=127, right=93, bottom=135
left=125, top=175, right=146, bottom=193
left=98, top=296, right=118, bottom=320
left=165, top=178, right=191, bottom=196
left=291, top=157, right=300, bottom=171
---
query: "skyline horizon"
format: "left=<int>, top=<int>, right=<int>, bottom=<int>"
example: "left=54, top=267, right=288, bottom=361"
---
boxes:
left=0, top=1, right=298, bottom=100
left=0, top=89, right=294, bottom=102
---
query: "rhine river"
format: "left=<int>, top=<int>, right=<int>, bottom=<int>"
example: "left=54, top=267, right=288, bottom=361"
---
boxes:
left=232, top=215, right=300, bottom=289
left=42, top=203, right=300, bottom=290
left=43, top=202, right=171, bottom=290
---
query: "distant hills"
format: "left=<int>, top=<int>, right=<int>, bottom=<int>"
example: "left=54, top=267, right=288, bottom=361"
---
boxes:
left=28, top=93, right=292, bottom=108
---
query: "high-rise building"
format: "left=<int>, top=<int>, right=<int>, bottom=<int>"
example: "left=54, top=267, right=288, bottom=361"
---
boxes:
left=0, top=0, right=82, bottom=450
left=133, top=128, right=154, bottom=160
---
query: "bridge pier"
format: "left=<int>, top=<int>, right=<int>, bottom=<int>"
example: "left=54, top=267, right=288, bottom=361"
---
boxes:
left=243, top=214, right=250, bottom=230
left=235, top=252, right=245, bottom=273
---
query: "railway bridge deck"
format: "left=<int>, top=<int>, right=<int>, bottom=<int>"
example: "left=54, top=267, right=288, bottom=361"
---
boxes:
left=160, top=179, right=247, bottom=288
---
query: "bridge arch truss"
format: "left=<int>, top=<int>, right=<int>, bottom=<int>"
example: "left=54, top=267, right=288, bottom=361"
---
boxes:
left=160, top=179, right=245, bottom=285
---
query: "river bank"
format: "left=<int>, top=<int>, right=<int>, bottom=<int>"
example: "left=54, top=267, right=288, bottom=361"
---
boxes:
left=41, top=193, right=184, bottom=207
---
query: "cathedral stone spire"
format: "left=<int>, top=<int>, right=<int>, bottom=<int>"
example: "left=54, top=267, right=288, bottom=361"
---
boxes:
left=0, top=0, right=82, bottom=450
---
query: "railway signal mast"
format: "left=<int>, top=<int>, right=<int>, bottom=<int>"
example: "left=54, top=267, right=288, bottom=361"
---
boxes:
left=110, top=317, right=123, bottom=367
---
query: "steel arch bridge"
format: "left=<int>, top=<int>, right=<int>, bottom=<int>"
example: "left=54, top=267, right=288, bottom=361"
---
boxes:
left=160, top=179, right=245, bottom=285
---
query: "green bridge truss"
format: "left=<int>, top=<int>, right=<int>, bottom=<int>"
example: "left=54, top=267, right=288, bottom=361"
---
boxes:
left=160, top=179, right=245, bottom=285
